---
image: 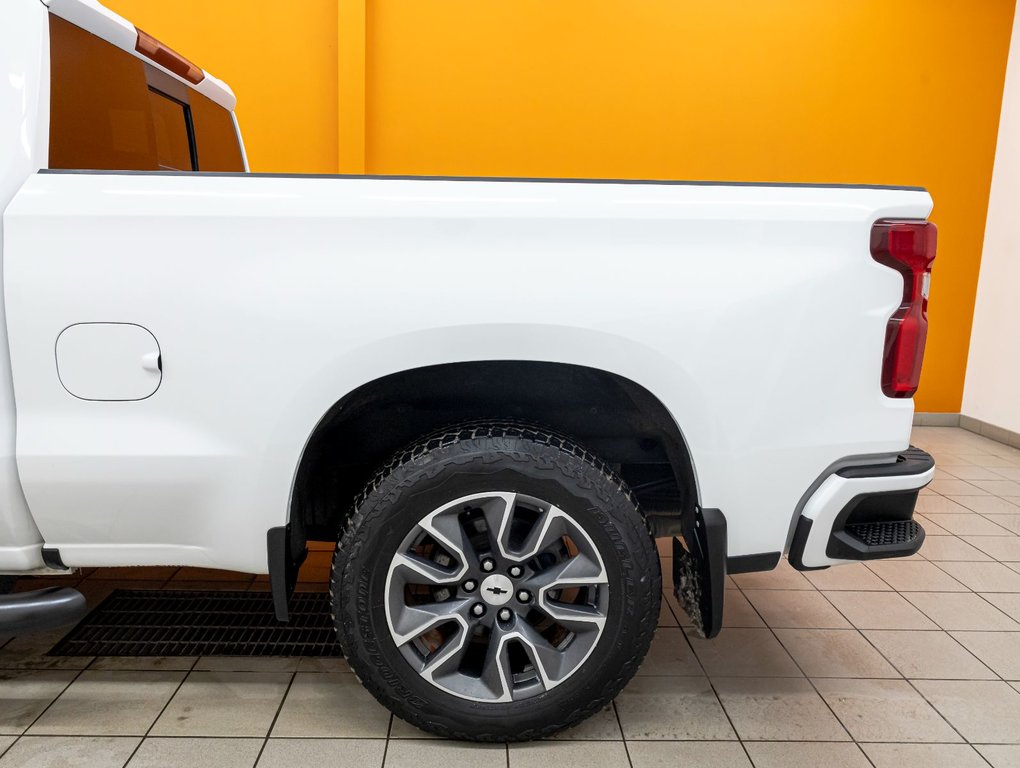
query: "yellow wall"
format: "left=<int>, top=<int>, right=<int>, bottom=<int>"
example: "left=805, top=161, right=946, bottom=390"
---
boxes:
left=105, top=0, right=1017, bottom=413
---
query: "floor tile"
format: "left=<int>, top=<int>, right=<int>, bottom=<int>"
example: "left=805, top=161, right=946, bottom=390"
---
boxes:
left=0, top=735, right=139, bottom=768
left=730, top=561, right=814, bottom=590
left=913, top=679, right=1020, bottom=743
left=920, top=514, right=1010, bottom=536
left=950, top=631, right=1020, bottom=679
left=743, top=741, right=870, bottom=768
left=964, top=536, right=1020, bottom=561
left=947, top=496, right=1020, bottom=515
left=614, top=675, right=735, bottom=740
left=861, top=743, right=989, bottom=768
left=916, top=494, right=976, bottom=513
left=627, top=741, right=752, bottom=767
left=194, top=657, right=300, bottom=673
left=928, top=479, right=988, bottom=495
left=773, top=629, right=899, bottom=678
left=937, top=561, right=1020, bottom=592
left=722, top=589, right=766, bottom=627
left=257, top=738, right=386, bottom=768
left=150, top=671, right=292, bottom=737
left=0, top=670, right=78, bottom=734
left=918, top=536, right=992, bottom=561
left=864, top=562, right=968, bottom=592
left=903, top=592, right=1020, bottom=630
left=294, top=657, right=352, bottom=673
left=385, top=740, right=506, bottom=768
left=658, top=598, right=679, bottom=627
left=271, top=672, right=390, bottom=738
left=940, top=465, right=1004, bottom=480
left=972, top=479, right=1020, bottom=496
left=976, top=744, right=1020, bottom=768
left=743, top=590, right=851, bottom=628
left=545, top=703, right=622, bottom=740
left=88, top=657, right=197, bottom=672
left=713, top=676, right=849, bottom=740
left=982, top=593, right=1020, bottom=622
left=128, top=737, right=263, bottom=768
left=0, top=627, right=94, bottom=670
left=914, top=515, right=953, bottom=535
left=510, top=741, right=628, bottom=767
left=687, top=628, right=801, bottom=677
left=813, top=678, right=961, bottom=742
left=822, top=591, right=937, bottom=630
left=803, top=563, right=891, bottom=591
left=637, top=628, right=703, bottom=676
left=988, top=515, right=1020, bottom=534
left=29, top=670, right=184, bottom=736
left=861, top=630, right=996, bottom=679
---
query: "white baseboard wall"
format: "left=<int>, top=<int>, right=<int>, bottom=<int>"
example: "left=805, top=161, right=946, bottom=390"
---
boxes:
left=914, top=412, right=1020, bottom=449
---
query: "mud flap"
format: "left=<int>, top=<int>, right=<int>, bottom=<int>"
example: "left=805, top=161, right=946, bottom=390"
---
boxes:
left=672, top=507, right=726, bottom=638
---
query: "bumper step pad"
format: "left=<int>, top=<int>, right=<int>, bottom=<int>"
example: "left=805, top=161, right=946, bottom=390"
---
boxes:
left=846, top=519, right=922, bottom=548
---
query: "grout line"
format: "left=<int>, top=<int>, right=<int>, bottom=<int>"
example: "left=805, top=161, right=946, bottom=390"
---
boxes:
left=611, top=701, right=634, bottom=768
left=116, top=663, right=196, bottom=767
left=730, top=576, right=868, bottom=762
left=1, top=664, right=86, bottom=764
left=250, top=670, right=297, bottom=767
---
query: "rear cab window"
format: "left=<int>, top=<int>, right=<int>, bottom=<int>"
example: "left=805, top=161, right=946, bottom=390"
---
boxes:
left=48, top=15, right=245, bottom=173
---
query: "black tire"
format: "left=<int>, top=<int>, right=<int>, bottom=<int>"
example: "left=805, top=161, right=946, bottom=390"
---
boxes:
left=332, top=422, right=660, bottom=741
left=0, top=576, right=14, bottom=595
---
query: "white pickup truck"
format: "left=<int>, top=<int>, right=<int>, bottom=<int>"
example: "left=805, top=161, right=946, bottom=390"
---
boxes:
left=1, top=0, right=938, bottom=741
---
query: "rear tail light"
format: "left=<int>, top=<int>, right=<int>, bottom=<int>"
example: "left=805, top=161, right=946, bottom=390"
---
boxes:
left=870, top=219, right=938, bottom=398
left=135, top=28, right=205, bottom=85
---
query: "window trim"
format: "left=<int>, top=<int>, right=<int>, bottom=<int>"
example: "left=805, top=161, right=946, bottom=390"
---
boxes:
left=146, top=86, right=199, bottom=172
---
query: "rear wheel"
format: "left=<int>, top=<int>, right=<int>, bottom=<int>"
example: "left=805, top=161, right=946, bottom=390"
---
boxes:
left=332, top=423, right=660, bottom=741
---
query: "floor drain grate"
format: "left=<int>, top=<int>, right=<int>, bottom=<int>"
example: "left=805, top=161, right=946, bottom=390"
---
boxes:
left=48, top=589, right=342, bottom=657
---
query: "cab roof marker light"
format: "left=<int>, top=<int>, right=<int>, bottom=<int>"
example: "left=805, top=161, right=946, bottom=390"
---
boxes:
left=135, top=28, right=204, bottom=85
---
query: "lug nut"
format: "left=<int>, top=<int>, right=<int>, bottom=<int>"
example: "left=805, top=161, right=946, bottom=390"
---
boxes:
left=517, top=590, right=531, bottom=603
left=498, top=608, right=512, bottom=622
left=508, top=565, right=523, bottom=578
left=462, top=579, right=477, bottom=593
left=481, top=558, right=495, bottom=572
left=471, top=603, right=486, bottom=617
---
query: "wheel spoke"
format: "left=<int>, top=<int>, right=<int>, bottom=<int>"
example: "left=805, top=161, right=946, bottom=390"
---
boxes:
left=525, top=551, right=607, bottom=591
left=389, top=597, right=472, bottom=646
left=514, top=619, right=577, bottom=685
left=478, top=623, right=516, bottom=702
left=537, top=600, right=606, bottom=633
left=384, top=490, right=611, bottom=703
left=390, top=552, right=463, bottom=586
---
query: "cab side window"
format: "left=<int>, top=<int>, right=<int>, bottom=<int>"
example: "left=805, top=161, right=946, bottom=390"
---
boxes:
left=48, top=15, right=244, bottom=173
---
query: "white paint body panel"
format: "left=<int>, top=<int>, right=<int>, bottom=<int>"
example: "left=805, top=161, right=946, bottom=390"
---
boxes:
left=2, top=172, right=932, bottom=572
left=0, top=0, right=50, bottom=570
left=56, top=323, right=162, bottom=401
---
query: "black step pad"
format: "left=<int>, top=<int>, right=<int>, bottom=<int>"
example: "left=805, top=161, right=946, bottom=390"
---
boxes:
left=845, top=520, right=922, bottom=548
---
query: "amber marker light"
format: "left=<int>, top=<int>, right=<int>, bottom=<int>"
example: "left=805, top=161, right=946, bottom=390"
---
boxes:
left=135, top=28, right=205, bottom=85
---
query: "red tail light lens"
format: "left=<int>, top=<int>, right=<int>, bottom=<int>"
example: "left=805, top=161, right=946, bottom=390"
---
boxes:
left=871, top=219, right=937, bottom=398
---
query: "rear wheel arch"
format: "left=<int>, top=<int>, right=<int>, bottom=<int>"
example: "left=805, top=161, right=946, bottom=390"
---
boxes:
left=288, top=361, right=700, bottom=546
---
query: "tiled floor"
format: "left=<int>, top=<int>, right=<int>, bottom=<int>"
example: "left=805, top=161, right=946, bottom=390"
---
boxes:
left=2, top=426, right=1020, bottom=767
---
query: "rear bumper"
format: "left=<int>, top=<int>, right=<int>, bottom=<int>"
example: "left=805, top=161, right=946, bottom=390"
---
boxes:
left=0, top=587, right=87, bottom=634
left=788, top=446, right=934, bottom=570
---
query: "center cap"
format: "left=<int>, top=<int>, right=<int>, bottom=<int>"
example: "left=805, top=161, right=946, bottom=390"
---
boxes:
left=479, top=574, right=513, bottom=606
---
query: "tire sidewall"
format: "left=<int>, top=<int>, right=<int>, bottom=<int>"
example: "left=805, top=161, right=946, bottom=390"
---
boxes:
left=335, top=432, right=660, bottom=739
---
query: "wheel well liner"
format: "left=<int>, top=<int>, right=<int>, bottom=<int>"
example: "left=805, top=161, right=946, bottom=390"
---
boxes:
left=288, top=361, right=698, bottom=544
